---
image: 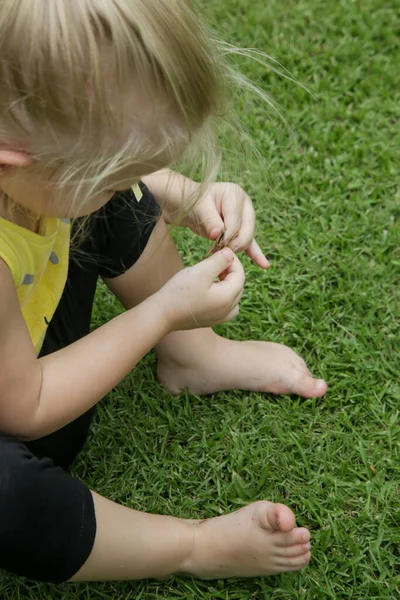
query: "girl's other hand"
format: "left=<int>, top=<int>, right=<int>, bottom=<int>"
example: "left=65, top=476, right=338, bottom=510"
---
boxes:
left=184, top=182, right=270, bottom=270
left=157, top=248, right=245, bottom=331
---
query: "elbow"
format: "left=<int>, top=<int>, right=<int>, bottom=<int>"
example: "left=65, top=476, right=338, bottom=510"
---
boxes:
left=0, top=365, right=44, bottom=441
left=0, top=412, right=42, bottom=441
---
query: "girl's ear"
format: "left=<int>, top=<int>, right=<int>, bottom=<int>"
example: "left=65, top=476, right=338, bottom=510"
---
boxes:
left=0, top=149, right=34, bottom=168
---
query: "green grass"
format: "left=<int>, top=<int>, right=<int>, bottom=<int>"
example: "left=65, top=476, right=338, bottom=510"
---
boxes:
left=3, top=0, right=400, bottom=598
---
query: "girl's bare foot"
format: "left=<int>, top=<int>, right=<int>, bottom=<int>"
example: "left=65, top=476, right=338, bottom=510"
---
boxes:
left=158, top=337, right=327, bottom=398
left=185, top=501, right=311, bottom=579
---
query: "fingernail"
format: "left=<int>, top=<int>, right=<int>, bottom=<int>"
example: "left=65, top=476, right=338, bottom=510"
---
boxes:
left=221, top=248, right=233, bottom=260
left=210, top=228, right=222, bottom=239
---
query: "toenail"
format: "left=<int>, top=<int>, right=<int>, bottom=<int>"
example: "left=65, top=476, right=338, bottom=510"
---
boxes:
left=315, top=379, right=326, bottom=392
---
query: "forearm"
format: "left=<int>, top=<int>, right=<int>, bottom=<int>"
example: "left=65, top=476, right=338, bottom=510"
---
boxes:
left=71, top=492, right=196, bottom=581
left=142, top=169, right=199, bottom=222
left=24, top=294, right=169, bottom=439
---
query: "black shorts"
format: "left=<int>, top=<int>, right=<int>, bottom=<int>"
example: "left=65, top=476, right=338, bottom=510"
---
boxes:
left=0, top=184, right=160, bottom=582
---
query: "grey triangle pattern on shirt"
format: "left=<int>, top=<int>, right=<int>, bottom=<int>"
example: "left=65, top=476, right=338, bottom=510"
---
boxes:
left=49, top=251, right=59, bottom=265
left=22, top=274, right=35, bottom=285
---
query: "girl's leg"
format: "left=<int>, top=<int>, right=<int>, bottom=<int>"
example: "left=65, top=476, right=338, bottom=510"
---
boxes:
left=0, top=431, right=312, bottom=583
left=72, top=494, right=311, bottom=581
left=105, top=216, right=327, bottom=399
left=0, top=432, right=310, bottom=582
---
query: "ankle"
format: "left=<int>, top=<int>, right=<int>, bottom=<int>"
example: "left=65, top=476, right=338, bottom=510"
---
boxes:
left=179, top=520, right=204, bottom=576
left=181, top=519, right=210, bottom=578
left=156, top=330, right=221, bottom=369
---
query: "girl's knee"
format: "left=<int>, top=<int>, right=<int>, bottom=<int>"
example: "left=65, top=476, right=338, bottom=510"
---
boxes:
left=0, top=433, right=96, bottom=582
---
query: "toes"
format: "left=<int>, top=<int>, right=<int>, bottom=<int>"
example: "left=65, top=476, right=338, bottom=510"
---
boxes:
left=278, top=542, right=311, bottom=558
left=275, top=551, right=311, bottom=569
left=291, top=372, right=328, bottom=399
left=258, top=502, right=296, bottom=533
left=310, top=378, right=328, bottom=398
left=288, top=354, right=327, bottom=398
left=274, top=527, right=311, bottom=547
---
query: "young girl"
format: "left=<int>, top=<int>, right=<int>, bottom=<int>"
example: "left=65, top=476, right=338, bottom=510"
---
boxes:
left=0, top=0, right=327, bottom=584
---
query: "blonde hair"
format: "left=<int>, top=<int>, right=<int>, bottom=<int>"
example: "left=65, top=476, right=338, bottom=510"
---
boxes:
left=0, top=0, right=230, bottom=220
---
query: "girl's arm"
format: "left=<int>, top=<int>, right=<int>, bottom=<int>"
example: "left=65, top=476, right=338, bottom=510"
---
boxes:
left=0, top=258, right=169, bottom=440
left=0, top=244, right=243, bottom=440
left=142, top=169, right=199, bottom=222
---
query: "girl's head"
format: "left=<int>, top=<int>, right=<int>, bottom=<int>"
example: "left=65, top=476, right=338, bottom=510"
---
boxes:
left=0, top=0, right=227, bottom=220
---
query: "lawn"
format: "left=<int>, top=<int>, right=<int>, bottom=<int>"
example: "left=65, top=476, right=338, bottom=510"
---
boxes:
left=2, top=0, right=399, bottom=598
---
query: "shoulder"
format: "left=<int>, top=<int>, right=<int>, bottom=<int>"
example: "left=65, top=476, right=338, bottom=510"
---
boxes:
left=0, top=226, right=22, bottom=287
left=0, top=255, right=14, bottom=283
left=0, top=257, right=27, bottom=350
left=0, top=257, right=19, bottom=311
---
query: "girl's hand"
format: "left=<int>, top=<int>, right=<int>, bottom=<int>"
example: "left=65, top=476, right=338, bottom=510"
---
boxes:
left=157, top=248, right=245, bottom=331
left=183, top=182, right=270, bottom=270
left=143, top=171, right=269, bottom=269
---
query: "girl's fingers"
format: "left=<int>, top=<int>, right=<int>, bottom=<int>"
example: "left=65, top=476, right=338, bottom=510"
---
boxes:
left=189, top=200, right=224, bottom=239
left=221, top=194, right=243, bottom=242
left=204, top=248, right=235, bottom=280
left=233, top=285, right=244, bottom=306
left=245, top=239, right=270, bottom=269
left=215, top=253, right=245, bottom=295
left=220, top=303, right=241, bottom=323
left=227, top=200, right=256, bottom=252
left=223, top=199, right=269, bottom=270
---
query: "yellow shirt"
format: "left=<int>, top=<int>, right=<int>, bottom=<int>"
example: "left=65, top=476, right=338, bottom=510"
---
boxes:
left=0, top=185, right=142, bottom=355
left=0, top=216, right=70, bottom=355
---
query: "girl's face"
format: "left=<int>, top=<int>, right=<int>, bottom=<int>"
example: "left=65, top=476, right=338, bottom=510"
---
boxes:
left=0, top=161, right=155, bottom=219
left=0, top=88, right=185, bottom=220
